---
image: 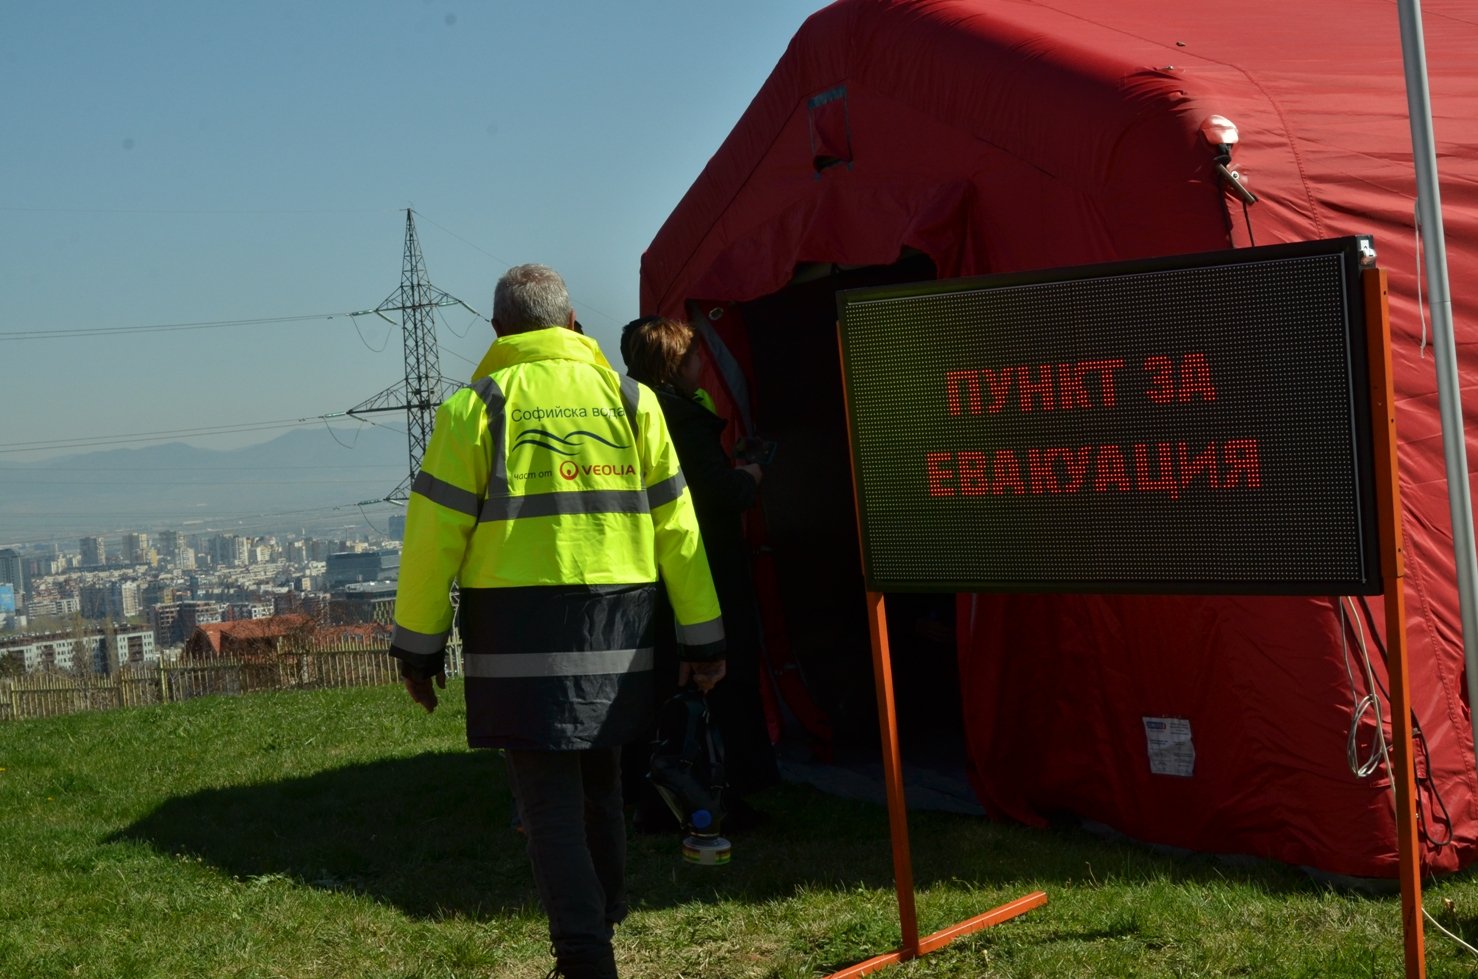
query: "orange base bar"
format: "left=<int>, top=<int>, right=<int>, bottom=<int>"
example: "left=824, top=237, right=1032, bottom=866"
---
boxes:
left=822, top=891, right=1048, bottom=979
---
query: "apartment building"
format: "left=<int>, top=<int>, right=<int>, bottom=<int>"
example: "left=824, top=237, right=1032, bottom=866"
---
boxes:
left=150, top=600, right=223, bottom=647
left=121, top=532, right=152, bottom=566
left=0, top=548, right=25, bottom=605
left=325, top=550, right=399, bottom=590
left=80, top=536, right=107, bottom=568
left=0, top=627, right=156, bottom=673
left=79, top=581, right=142, bottom=620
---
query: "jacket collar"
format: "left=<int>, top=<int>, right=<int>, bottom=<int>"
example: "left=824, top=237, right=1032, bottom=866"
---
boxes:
left=655, top=383, right=727, bottom=431
left=469, top=326, right=613, bottom=380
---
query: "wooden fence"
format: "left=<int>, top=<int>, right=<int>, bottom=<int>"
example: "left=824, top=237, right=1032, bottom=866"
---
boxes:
left=0, top=643, right=464, bottom=723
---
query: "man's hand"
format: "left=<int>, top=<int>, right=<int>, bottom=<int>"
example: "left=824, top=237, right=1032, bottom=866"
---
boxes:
left=679, top=659, right=727, bottom=693
left=403, top=672, right=447, bottom=713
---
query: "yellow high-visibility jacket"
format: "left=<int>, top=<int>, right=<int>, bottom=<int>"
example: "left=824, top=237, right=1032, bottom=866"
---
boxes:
left=390, top=326, right=724, bottom=749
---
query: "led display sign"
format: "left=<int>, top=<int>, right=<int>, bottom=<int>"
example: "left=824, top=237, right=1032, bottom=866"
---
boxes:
left=837, top=237, right=1381, bottom=594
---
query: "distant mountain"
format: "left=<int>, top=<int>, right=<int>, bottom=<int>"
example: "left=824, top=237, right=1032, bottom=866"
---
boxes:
left=0, top=426, right=410, bottom=546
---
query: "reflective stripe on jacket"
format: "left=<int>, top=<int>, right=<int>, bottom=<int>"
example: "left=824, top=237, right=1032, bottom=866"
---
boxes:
left=390, top=326, right=724, bottom=749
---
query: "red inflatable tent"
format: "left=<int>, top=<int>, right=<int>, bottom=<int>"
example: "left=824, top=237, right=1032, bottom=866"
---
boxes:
left=640, top=0, right=1478, bottom=878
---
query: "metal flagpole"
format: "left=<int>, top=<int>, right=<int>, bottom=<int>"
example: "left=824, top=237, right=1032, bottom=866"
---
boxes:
left=1395, top=0, right=1478, bottom=758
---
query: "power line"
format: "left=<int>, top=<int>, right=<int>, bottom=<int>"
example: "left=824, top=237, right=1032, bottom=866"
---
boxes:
left=0, top=417, right=320, bottom=449
left=0, top=504, right=354, bottom=522
left=0, top=361, right=462, bottom=461
left=0, top=477, right=398, bottom=486
left=2, top=463, right=403, bottom=473
left=0, top=498, right=402, bottom=545
left=412, top=210, right=516, bottom=269
left=0, top=311, right=363, bottom=342
left=440, top=344, right=481, bottom=372
left=0, top=206, right=401, bottom=215
left=413, top=208, right=622, bottom=325
left=0, top=416, right=343, bottom=455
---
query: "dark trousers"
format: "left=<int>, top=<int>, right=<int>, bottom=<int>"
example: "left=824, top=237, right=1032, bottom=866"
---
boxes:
left=505, top=747, right=625, bottom=979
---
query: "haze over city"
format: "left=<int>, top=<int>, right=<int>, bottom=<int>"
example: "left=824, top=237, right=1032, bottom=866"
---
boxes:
left=2, top=1, right=819, bottom=546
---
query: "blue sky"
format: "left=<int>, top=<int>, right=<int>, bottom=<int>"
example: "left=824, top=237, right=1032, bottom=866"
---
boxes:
left=1, top=1, right=822, bottom=464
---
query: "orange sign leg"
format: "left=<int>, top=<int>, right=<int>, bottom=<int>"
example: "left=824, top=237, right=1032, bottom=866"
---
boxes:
left=1365, top=268, right=1425, bottom=978
left=822, top=592, right=1045, bottom=978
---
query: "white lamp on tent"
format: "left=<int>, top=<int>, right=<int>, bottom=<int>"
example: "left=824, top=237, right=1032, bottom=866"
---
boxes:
left=1200, top=113, right=1257, bottom=204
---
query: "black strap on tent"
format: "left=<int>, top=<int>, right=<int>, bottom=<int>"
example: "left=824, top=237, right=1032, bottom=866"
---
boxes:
left=689, top=303, right=755, bottom=436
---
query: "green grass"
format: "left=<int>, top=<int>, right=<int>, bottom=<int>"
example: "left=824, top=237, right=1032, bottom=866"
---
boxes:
left=2, top=681, right=1476, bottom=978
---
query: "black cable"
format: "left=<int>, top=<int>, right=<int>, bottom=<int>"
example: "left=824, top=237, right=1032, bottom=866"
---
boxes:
left=350, top=313, right=393, bottom=353
left=1352, top=594, right=1454, bottom=849
left=0, top=312, right=357, bottom=342
left=0, top=419, right=330, bottom=455
left=1219, top=192, right=1237, bottom=243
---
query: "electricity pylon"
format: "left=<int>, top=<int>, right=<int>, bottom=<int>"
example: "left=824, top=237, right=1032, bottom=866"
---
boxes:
left=348, top=209, right=479, bottom=502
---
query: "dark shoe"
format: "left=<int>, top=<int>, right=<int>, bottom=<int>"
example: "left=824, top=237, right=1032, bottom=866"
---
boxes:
left=551, top=946, right=618, bottom=979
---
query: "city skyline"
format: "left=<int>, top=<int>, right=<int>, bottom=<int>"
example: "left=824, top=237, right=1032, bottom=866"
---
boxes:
left=1, top=524, right=407, bottom=675
left=2, top=518, right=403, bottom=619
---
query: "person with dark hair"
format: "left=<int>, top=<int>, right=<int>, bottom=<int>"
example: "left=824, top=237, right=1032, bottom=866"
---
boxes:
left=390, top=267, right=726, bottom=979
left=621, top=316, right=779, bottom=831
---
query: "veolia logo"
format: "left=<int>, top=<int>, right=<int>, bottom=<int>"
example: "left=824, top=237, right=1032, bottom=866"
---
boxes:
left=559, top=460, right=580, bottom=481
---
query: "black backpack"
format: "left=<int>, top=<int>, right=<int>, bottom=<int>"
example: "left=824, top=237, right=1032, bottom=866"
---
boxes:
left=647, top=689, right=728, bottom=835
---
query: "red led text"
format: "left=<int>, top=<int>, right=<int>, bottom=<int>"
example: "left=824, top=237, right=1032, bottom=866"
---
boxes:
left=945, top=353, right=1216, bottom=416
left=945, top=359, right=1125, bottom=414
left=924, top=440, right=1261, bottom=500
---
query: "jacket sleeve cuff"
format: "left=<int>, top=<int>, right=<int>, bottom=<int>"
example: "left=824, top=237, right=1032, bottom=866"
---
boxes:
left=675, top=616, right=725, bottom=662
left=677, top=637, right=727, bottom=663
left=391, top=646, right=446, bottom=680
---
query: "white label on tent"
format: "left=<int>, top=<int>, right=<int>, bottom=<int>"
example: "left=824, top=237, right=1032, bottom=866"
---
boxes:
left=1142, top=716, right=1195, bottom=777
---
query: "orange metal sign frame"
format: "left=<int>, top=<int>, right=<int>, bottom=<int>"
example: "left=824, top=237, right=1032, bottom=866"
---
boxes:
left=828, top=268, right=1421, bottom=977
left=818, top=588, right=1046, bottom=979
left=831, top=334, right=1046, bottom=979
left=1365, top=268, right=1425, bottom=978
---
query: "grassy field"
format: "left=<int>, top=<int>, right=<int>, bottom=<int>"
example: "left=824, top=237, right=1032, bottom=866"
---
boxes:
left=2, top=679, right=1476, bottom=978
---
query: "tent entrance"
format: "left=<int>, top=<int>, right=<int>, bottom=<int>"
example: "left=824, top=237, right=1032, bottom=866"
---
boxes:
left=739, top=253, right=964, bottom=759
